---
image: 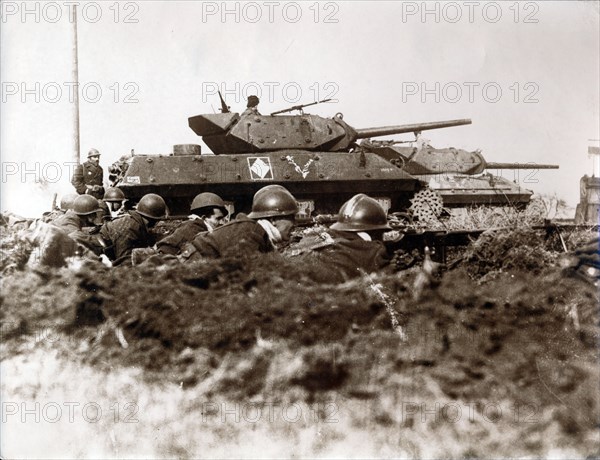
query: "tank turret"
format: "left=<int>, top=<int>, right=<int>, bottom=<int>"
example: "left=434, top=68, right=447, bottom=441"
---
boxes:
left=362, top=141, right=559, bottom=210
left=188, top=109, right=471, bottom=154
left=364, top=142, right=559, bottom=175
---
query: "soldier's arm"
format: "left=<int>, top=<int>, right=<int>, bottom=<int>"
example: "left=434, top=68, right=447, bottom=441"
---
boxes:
left=71, top=164, right=87, bottom=194
left=157, top=221, right=207, bottom=255
left=190, top=232, right=221, bottom=258
left=61, top=221, right=82, bottom=235
left=69, top=231, right=105, bottom=256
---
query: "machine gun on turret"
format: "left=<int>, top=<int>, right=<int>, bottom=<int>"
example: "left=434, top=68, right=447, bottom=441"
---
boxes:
left=270, top=98, right=333, bottom=116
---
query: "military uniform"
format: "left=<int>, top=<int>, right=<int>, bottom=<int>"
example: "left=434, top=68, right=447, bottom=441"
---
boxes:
left=99, top=211, right=155, bottom=265
left=241, top=95, right=261, bottom=117
left=156, top=219, right=208, bottom=256
left=41, top=209, right=65, bottom=223
left=30, top=223, right=78, bottom=267
left=71, top=160, right=104, bottom=197
left=51, top=210, right=103, bottom=254
left=96, top=200, right=112, bottom=222
left=294, top=230, right=390, bottom=283
left=181, top=215, right=272, bottom=262
left=51, top=210, right=82, bottom=234
left=241, top=107, right=261, bottom=117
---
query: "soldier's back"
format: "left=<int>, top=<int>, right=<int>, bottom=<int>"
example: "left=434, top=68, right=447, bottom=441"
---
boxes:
left=295, top=230, right=389, bottom=283
left=157, top=219, right=208, bottom=255
left=51, top=210, right=81, bottom=234
left=185, top=215, right=271, bottom=261
left=100, top=212, right=151, bottom=264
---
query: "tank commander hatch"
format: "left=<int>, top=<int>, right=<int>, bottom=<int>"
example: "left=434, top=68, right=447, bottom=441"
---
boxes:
left=241, top=95, right=261, bottom=116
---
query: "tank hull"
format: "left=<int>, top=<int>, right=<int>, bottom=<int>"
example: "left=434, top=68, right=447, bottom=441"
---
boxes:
left=421, top=173, right=533, bottom=207
left=370, top=145, right=542, bottom=208
left=118, top=150, right=421, bottom=217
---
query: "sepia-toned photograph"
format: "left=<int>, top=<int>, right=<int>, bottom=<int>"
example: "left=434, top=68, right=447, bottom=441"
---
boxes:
left=1, top=1, right=599, bottom=458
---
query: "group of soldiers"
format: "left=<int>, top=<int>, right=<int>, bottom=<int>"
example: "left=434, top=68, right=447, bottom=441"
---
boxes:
left=13, top=146, right=388, bottom=282
left=18, top=146, right=600, bottom=284
left=39, top=175, right=392, bottom=282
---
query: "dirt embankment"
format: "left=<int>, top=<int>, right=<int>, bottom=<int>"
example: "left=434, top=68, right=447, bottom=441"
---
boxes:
left=1, top=225, right=599, bottom=457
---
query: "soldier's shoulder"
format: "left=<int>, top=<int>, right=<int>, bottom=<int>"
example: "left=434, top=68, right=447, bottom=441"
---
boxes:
left=181, top=219, right=208, bottom=231
left=221, top=215, right=259, bottom=229
left=105, top=212, right=134, bottom=227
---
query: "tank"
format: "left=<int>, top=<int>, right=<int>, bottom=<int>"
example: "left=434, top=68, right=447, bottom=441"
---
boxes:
left=110, top=99, right=557, bottom=220
left=361, top=140, right=559, bottom=215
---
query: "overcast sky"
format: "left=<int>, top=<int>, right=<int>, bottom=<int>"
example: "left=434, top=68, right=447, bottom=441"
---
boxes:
left=2, top=0, right=599, bottom=216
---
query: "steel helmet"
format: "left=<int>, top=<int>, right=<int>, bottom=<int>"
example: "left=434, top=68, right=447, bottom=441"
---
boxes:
left=330, top=194, right=391, bottom=232
left=136, top=193, right=167, bottom=219
left=73, top=195, right=102, bottom=216
left=60, top=193, right=79, bottom=211
left=247, top=185, right=298, bottom=219
left=190, top=192, right=228, bottom=217
left=87, top=148, right=100, bottom=158
left=103, top=187, right=126, bottom=202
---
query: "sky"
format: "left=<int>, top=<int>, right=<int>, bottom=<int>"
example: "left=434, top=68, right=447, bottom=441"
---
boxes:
left=1, top=0, right=599, bottom=217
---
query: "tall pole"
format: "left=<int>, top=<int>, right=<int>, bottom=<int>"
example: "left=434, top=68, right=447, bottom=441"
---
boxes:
left=71, top=4, right=80, bottom=164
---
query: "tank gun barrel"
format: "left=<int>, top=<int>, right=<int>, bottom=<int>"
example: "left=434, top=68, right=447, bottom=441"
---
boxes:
left=355, top=118, right=472, bottom=139
left=485, top=162, right=559, bottom=169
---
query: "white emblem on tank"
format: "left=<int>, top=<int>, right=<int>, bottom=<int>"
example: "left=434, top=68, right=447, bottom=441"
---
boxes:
left=248, top=157, right=273, bottom=180
left=285, top=155, right=314, bottom=179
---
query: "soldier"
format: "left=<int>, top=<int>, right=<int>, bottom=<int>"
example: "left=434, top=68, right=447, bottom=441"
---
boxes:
left=241, top=95, right=261, bottom=117
left=292, top=194, right=391, bottom=283
left=50, top=195, right=104, bottom=255
left=71, top=148, right=104, bottom=199
left=103, top=187, right=127, bottom=220
left=181, top=185, right=297, bottom=262
left=156, top=192, right=228, bottom=256
left=99, top=193, right=167, bottom=265
left=41, top=193, right=78, bottom=223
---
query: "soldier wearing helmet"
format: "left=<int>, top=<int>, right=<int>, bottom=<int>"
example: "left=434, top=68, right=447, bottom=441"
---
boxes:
left=156, top=192, right=228, bottom=256
left=50, top=195, right=105, bottom=254
left=52, top=195, right=101, bottom=234
left=99, top=193, right=167, bottom=265
left=60, top=193, right=79, bottom=212
left=292, top=194, right=391, bottom=283
left=241, top=95, right=261, bottom=117
left=102, top=187, right=127, bottom=219
left=42, top=193, right=79, bottom=223
left=71, top=148, right=105, bottom=199
left=181, top=185, right=298, bottom=261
